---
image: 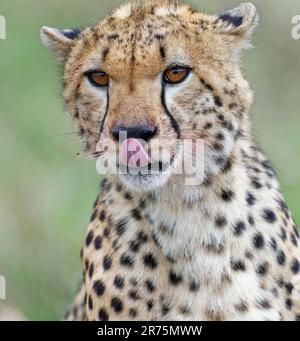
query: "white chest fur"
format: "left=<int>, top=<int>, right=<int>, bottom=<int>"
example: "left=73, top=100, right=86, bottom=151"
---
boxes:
left=142, top=184, right=281, bottom=321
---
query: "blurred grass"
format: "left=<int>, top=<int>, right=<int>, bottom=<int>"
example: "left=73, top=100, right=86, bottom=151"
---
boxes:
left=0, top=0, right=299, bottom=320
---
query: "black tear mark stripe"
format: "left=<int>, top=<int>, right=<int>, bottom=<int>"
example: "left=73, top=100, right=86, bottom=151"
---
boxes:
left=99, top=91, right=110, bottom=136
left=161, top=86, right=181, bottom=138
left=129, top=30, right=138, bottom=93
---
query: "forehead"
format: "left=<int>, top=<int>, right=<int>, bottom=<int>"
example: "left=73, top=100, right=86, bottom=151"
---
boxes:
left=77, top=9, right=199, bottom=78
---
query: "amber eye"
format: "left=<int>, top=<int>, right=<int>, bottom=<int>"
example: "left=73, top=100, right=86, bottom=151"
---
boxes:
left=163, top=66, right=190, bottom=84
left=85, top=70, right=109, bottom=87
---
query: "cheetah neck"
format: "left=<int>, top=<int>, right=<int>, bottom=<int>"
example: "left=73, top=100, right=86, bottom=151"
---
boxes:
left=134, top=142, right=251, bottom=287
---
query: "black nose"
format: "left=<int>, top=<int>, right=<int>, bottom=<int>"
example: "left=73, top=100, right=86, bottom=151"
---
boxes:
left=111, top=125, right=157, bottom=142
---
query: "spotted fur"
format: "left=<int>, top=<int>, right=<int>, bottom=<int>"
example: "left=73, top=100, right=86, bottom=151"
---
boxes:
left=41, top=0, right=300, bottom=321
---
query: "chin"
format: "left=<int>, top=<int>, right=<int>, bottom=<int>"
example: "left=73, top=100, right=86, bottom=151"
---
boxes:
left=118, top=168, right=172, bottom=192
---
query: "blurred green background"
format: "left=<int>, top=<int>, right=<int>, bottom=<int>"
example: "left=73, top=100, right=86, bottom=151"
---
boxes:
left=0, top=0, right=299, bottom=320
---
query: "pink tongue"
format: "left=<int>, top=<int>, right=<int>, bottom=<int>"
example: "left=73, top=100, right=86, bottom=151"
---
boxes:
left=120, top=138, right=150, bottom=168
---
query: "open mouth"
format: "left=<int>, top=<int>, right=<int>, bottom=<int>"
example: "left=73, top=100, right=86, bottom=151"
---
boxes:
left=115, top=137, right=178, bottom=190
left=95, top=134, right=182, bottom=191
left=96, top=134, right=209, bottom=190
left=117, top=138, right=175, bottom=174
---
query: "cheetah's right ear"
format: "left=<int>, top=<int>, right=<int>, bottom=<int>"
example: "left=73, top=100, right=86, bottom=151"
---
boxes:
left=40, top=26, right=81, bottom=62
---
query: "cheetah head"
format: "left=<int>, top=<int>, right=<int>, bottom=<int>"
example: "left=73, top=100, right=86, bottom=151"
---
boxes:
left=41, top=0, right=258, bottom=192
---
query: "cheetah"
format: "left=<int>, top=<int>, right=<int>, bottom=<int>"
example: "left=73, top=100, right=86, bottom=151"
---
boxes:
left=40, top=0, right=300, bottom=321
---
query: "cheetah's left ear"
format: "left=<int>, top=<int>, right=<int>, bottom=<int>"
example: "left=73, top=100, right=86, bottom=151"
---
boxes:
left=215, top=3, right=259, bottom=50
left=40, top=26, right=81, bottom=62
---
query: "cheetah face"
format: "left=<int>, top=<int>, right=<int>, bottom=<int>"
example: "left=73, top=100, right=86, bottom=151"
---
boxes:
left=41, top=1, right=258, bottom=192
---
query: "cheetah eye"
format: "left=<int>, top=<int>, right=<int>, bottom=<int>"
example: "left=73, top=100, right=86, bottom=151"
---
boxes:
left=163, top=66, right=191, bottom=84
left=85, top=70, right=109, bottom=87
